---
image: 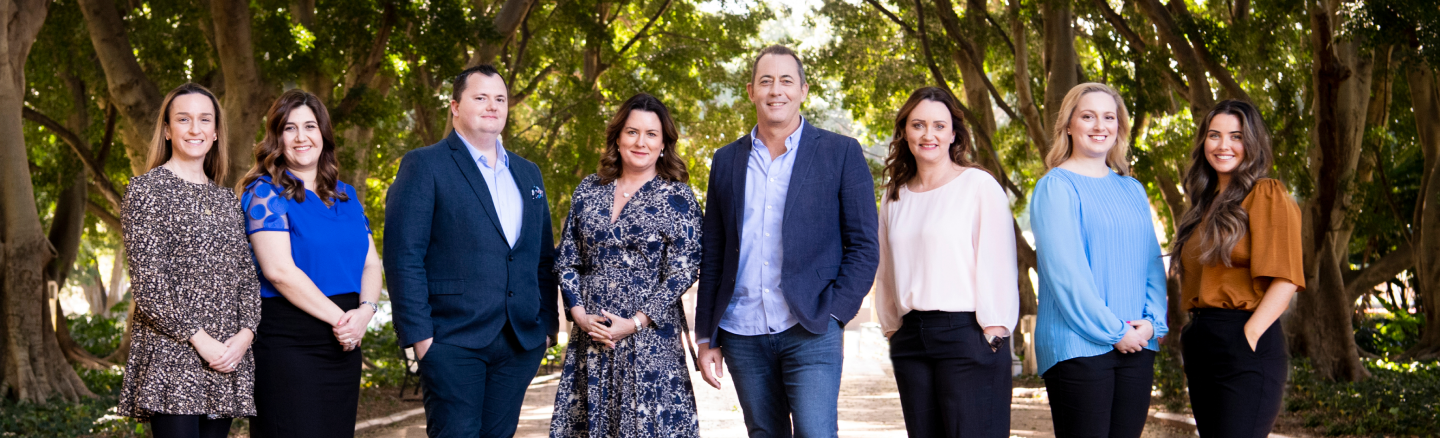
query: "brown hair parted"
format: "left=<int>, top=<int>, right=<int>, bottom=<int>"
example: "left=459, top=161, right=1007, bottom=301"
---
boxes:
left=883, top=86, right=983, bottom=202
left=1043, top=82, right=1133, bottom=175
left=1171, top=99, right=1275, bottom=269
left=750, top=45, right=807, bottom=84
left=237, top=89, right=350, bottom=207
left=597, top=93, right=688, bottom=184
left=145, top=83, right=228, bottom=184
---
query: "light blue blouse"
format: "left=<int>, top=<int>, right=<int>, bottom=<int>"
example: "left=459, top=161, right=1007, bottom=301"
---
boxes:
left=1029, top=168, right=1169, bottom=375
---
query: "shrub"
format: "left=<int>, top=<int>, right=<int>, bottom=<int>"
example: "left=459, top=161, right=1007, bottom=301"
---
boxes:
left=360, top=321, right=408, bottom=387
left=1286, top=358, right=1440, bottom=436
left=1354, top=298, right=1425, bottom=358
left=67, top=313, right=126, bottom=357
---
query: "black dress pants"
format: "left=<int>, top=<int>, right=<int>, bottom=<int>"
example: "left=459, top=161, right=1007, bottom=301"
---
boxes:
left=149, top=414, right=232, bottom=438
left=1182, top=309, right=1287, bottom=438
left=252, top=293, right=363, bottom=438
left=1042, top=349, right=1155, bottom=438
left=889, top=311, right=1012, bottom=438
left=420, top=322, right=544, bottom=438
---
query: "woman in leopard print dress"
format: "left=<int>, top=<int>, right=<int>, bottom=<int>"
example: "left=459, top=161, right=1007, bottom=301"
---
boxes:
left=118, top=83, right=261, bottom=438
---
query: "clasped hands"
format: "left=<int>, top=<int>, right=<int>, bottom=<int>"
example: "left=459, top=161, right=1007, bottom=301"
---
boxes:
left=333, top=307, right=376, bottom=352
left=1112, top=319, right=1154, bottom=354
left=192, top=328, right=254, bottom=374
left=570, top=307, right=648, bottom=349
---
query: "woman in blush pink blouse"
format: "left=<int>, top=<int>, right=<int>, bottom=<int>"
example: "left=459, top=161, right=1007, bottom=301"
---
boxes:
left=874, top=86, right=1020, bottom=438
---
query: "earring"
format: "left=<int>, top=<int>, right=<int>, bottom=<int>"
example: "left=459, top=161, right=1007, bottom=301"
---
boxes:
left=660, top=152, right=664, bottom=157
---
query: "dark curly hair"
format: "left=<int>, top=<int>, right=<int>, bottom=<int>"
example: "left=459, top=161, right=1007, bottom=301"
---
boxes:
left=237, top=89, right=350, bottom=207
left=597, top=93, right=688, bottom=184
left=883, top=86, right=983, bottom=201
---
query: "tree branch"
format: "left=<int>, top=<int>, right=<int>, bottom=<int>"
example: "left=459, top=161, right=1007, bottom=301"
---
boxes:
left=615, top=0, right=674, bottom=59
left=23, top=106, right=124, bottom=211
left=982, top=8, right=1016, bottom=55
left=1347, top=243, right=1413, bottom=301
left=932, top=0, right=1029, bottom=134
left=864, top=0, right=917, bottom=35
left=1091, top=0, right=1193, bottom=99
left=86, top=200, right=123, bottom=232
left=510, top=63, right=556, bottom=108
left=470, top=0, right=538, bottom=67
left=1135, top=0, right=1215, bottom=113
left=332, top=0, right=398, bottom=124
left=1166, top=0, right=1252, bottom=102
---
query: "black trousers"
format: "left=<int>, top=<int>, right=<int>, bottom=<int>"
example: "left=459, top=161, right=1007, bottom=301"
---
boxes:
left=1042, top=349, right=1155, bottom=438
left=420, top=322, right=544, bottom=438
left=150, top=414, right=232, bottom=438
left=251, top=293, right=362, bottom=438
left=1182, top=309, right=1287, bottom=438
left=889, top=311, right=1012, bottom=438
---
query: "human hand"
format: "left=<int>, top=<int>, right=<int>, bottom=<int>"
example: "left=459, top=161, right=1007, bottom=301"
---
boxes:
left=570, top=307, right=615, bottom=348
left=697, top=342, right=725, bottom=390
left=211, top=329, right=253, bottom=373
left=1243, top=319, right=1268, bottom=352
left=1128, top=320, right=1154, bottom=343
left=193, top=336, right=232, bottom=373
left=413, top=338, right=434, bottom=361
left=1113, top=325, right=1147, bottom=354
left=598, top=310, right=640, bottom=346
left=333, top=308, right=373, bottom=351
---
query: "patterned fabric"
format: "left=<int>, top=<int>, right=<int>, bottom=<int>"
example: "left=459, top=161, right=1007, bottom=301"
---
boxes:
left=241, top=175, right=370, bottom=298
left=550, top=174, right=702, bottom=438
left=241, top=180, right=290, bottom=232
left=118, top=166, right=262, bottom=421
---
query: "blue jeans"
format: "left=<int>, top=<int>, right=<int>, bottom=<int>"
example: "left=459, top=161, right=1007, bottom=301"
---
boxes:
left=718, top=319, right=844, bottom=438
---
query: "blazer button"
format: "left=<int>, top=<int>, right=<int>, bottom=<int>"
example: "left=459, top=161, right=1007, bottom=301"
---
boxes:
left=508, top=256, right=514, bottom=261
left=508, top=291, right=515, bottom=297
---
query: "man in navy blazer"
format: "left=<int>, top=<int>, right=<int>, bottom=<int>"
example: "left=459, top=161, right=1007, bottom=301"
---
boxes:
left=384, top=64, right=557, bottom=438
left=694, top=45, right=880, bottom=437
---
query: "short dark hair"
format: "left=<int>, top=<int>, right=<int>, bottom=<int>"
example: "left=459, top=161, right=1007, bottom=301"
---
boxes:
left=451, top=64, right=507, bottom=101
left=750, top=45, right=806, bottom=84
left=597, top=93, right=688, bottom=184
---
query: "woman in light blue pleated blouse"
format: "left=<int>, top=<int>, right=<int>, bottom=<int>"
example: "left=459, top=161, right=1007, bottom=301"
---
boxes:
left=1029, top=83, right=1168, bottom=438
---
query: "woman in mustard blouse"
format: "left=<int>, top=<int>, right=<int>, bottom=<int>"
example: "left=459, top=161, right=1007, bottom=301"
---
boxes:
left=1171, top=99, right=1304, bottom=437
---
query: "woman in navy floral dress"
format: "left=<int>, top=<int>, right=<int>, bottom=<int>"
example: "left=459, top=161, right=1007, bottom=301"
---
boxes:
left=549, top=93, right=702, bottom=438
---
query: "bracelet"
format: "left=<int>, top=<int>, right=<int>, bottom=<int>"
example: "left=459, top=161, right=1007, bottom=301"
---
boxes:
left=360, top=301, right=378, bottom=313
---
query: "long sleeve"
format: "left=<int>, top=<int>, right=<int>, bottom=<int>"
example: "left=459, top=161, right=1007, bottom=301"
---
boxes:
left=640, top=185, right=704, bottom=324
left=973, top=176, right=1020, bottom=336
left=873, top=199, right=901, bottom=337
left=383, top=151, right=437, bottom=348
left=1136, top=182, right=1169, bottom=343
left=122, top=180, right=199, bottom=341
left=555, top=186, right=586, bottom=313
left=830, top=138, right=881, bottom=321
left=234, top=198, right=263, bottom=334
left=1030, top=177, right=1127, bottom=346
left=694, top=151, right=729, bottom=344
left=535, top=171, right=559, bottom=340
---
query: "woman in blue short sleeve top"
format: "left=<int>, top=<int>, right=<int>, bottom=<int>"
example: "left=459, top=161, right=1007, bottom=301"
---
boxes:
left=238, top=89, right=384, bottom=438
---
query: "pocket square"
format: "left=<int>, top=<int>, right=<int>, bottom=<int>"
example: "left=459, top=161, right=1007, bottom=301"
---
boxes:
left=531, top=186, right=545, bottom=200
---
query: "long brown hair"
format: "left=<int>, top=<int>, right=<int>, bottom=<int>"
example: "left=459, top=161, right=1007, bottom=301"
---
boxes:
left=238, top=89, right=350, bottom=207
left=597, top=93, right=688, bottom=184
left=145, top=83, right=228, bottom=184
left=1043, top=82, right=1132, bottom=175
left=883, top=87, right=980, bottom=201
left=1171, top=99, right=1275, bottom=268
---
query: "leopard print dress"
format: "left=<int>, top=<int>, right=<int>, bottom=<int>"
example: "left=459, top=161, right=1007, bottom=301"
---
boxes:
left=117, top=166, right=262, bottom=421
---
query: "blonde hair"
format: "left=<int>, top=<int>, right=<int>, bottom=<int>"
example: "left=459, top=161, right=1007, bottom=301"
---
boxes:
left=1043, top=82, right=1132, bottom=175
left=144, top=83, right=228, bottom=184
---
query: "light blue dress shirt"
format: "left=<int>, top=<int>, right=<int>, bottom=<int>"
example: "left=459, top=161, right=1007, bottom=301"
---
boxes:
left=717, top=120, right=806, bottom=336
left=458, top=133, right=523, bottom=248
left=1029, top=168, right=1169, bottom=375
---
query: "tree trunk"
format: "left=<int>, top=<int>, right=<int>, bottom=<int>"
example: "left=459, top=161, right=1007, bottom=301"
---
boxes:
left=77, top=0, right=163, bottom=177
left=1290, top=0, right=1372, bottom=382
left=210, top=0, right=271, bottom=187
left=1040, top=0, right=1079, bottom=132
left=1, top=0, right=96, bottom=402
left=104, top=247, right=125, bottom=318
left=1404, top=61, right=1440, bottom=359
left=1009, top=0, right=1050, bottom=155
left=468, top=0, right=536, bottom=68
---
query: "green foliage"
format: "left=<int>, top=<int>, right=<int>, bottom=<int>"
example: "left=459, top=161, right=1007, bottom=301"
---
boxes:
left=1287, top=359, right=1440, bottom=436
left=1354, top=288, right=1426, bottom=358
left=1151, top=344, right=1189, bottom=413
left=66, top=313, right=126, bottom=358
left=360, top=321, right=409, bottom=388
left=0, top=365, right=140, bottom=438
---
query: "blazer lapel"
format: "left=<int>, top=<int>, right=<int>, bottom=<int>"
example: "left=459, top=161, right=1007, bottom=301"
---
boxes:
left=731, top=134, right=751, bottom=225
left=782, top=121, right=818, bottom=219
left=447, top=133, right=506, bottom=239
left=508, top=150, right=532, bottom=250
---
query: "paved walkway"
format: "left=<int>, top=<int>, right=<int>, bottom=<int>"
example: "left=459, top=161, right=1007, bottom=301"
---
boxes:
left=359, top=327, right=1197, bottom=438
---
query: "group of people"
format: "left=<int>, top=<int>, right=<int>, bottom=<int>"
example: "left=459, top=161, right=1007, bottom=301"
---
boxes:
left=115, top=43, right=1303, bottom=438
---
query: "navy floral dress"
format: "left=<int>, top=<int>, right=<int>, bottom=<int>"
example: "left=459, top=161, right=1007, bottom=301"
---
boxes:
left=549, top=174, right=702, bottom=438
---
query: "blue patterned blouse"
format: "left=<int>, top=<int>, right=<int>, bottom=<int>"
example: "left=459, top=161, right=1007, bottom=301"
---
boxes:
left=241, top=175, right=370, bottom=299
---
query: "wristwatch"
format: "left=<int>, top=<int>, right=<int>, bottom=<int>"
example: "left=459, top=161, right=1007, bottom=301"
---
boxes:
left=985, top=334, right=1006, bottom=352
left=360, top=300, right=378, bottom=313
left=633, top=317, right=644, bottom=332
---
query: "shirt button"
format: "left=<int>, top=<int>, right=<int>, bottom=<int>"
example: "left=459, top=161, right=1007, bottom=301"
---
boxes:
left=764, top=233, right=770, bottom=237
left=766, top=205, right=772, bottom=209
left=764, top=262, right=769, bottom=266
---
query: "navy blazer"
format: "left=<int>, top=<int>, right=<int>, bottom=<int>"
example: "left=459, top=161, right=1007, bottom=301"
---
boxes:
left=695, top=122, right=880, bottom=348
left=384, top=131, right=558, bottom=351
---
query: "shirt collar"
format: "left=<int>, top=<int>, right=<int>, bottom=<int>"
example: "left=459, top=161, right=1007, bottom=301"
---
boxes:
left=750, top=117, right=805, bottom=153
left=457, top=132, right=509, bottom=168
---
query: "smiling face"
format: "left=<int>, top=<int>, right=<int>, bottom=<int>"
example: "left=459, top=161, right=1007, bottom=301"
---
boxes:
left=747, top=53, right=809, bottom=127
left=450, top=72, right=508, bottom=138
left=1065, top=91, right=1121, bottom=161
left=1204, top=113, right=1247, bottom=177
left=282, top=105, right=323, bottom=173
left=616, top=110, right=664, bottom=176
left=163, top=93, right=218, bottom=162
left=905, top=100, right=957, bottom=166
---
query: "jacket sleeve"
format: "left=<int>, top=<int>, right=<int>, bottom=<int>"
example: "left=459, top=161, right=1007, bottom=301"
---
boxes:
left=1030, top=176, right=1128, bottom=347
left=639, top=184, right=704, bottom=326
left=534, top=167, right=559, bottom=341
left=828, top=137, right=881, bottom=323
left=123, top=179, right=200, bottom=341
left=383, top=151, right=437, bottom=348
left=694, top=147, right=728, bottom=345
